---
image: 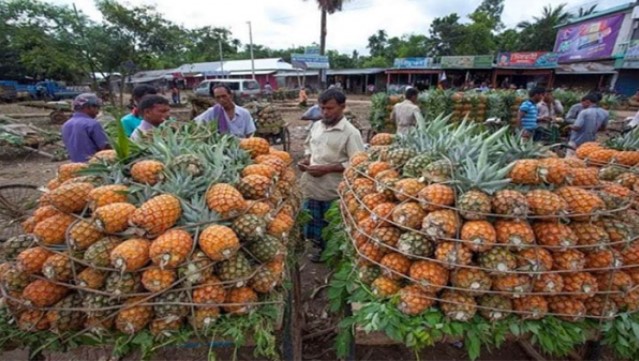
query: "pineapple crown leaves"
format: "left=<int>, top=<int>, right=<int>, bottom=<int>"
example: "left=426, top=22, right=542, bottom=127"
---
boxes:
left=494, top=131, right=552, bottom=164
left=606, top=126, right=639, bottom=150
left=454, top=142, right=513, bottom=195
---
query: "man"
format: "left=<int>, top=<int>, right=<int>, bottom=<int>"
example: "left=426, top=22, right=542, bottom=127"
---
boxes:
left=130, top=95, right=171, bottom=141
left=566, top=92, right=602, bottom=124
left=170, top=82, right=180, bottom=105
left=121, top=84, right=157, bottom=137
left=391, top=87, right=424, bottom=135
left=61, top=93, right=110, bottom=162
left=568, top=94, right=609, bottom=155
left=298, top=86, right=309, bottom=107
left=537, top=92, right=564, bottom=122
left=194, top=84, right=256, bottom=138
left=298, top=89, right=365, bottom=262
left=301, top=104, right=322, bottom=122
left=516, top=87, right=545, bottom=139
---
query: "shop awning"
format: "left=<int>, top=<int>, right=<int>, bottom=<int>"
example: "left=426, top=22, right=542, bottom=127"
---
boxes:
left=385, top=69, right=442, bottom=75
left=229, top=70, right=276, bottom=76
left=555, top=62, right=617, bottom=75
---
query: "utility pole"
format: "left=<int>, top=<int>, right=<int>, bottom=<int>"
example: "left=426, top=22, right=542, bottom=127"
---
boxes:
left=218, top=38, right=225, bottom=78
left=247, top=21, right=256, bottom=80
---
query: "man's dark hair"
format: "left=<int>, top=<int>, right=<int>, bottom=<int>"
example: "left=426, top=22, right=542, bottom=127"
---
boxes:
left=210, top=83, right=233, bottom=96
left=529, top=87, right=546, bottom=98
left=138, top=95, right=169, bottom=113
left=589, top=91, right=603, bottom=102
left=318, top=88, right=346, bottom=105
left=132, top=85, right=157, bottom=100
left=582, top=94, right=599, bottom=103
left=405, top=87, right=419, bottom=99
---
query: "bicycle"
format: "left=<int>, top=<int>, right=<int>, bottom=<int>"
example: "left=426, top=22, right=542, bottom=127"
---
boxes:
left=0, top=184, right=41, bottom=241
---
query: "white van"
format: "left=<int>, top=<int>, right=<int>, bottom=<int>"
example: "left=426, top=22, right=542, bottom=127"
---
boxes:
left=194, top=79, right=262, bottom=99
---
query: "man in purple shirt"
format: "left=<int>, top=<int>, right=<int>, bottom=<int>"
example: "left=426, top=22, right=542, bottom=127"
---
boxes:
left=61, top=93, right=110, bottom=162
left=193, top=84, right=256, bottom=138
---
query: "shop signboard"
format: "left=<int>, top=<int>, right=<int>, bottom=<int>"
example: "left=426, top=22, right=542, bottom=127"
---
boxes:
left=496, top=52, right=558, bottom=68
left=291, top=54, right=330, bottom=69
left=393, top=57, right=433, bottom=69
left=440, top=55, right=493, bottom=69
left=553, top=13, right=625, bottom=63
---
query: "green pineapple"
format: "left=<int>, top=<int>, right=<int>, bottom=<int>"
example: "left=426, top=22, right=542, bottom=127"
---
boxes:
left=1, top=235, right=37, bottom=261
left=396, top=232, right=434, bottom=258
left=169, top=154, right=205, bottom=177
left=247, top=235, right=284, bottom=263
left=478, top=295, right=512, bottom=321
left=231, top=214, right=266, bottom=243
left=478, top=248, right=517, bottom=274
left=599, top=165, right=627, bottom=181
left=402, top=154, right=434, bottom=178
left=84, top=238, right=121, bottom=268
left=47, top=293, right=86, bottom=334
left=216, top=252, right=253, bottom=287
left=249, top=267, right=278, bottom=293
left=154, top=291, right=189, bottom=320
left=357, top=264, right=381, bottom=285
left=178, top=250, right=214, bottom=285
left=2, top=265, right=30, bottom=292
left=83, top=292, right=117, bottom=329
left=105, top=272, right=142, bottom=297
left=386, top=148, right=418, bottom=168
left=421, top=159, right=453, bottom=183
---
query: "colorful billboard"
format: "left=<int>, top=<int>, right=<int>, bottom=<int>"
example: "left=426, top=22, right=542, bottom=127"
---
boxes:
left=440, top=55, right=493, bottom=69
left=554, top=13, right=625, bottom=63
left=496, top=52, right=558, bottom=68
left=393, top=58, right=433, bottom=69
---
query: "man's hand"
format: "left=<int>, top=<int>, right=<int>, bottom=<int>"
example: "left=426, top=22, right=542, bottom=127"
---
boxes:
left=297, top=157, right=310, bottom=172
left=306, top=165, right=329, bottom=178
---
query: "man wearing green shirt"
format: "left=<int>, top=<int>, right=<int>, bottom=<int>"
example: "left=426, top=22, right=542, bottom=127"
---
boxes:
left=121, top=85, right=158, bottom=137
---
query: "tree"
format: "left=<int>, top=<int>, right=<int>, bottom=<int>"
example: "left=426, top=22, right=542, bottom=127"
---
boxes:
left=474, top=0, right=505, bottom=31
left=517, top=4, right=570, bottom=51
left=367, top=29, right=389, bottom=58
left=495, top=29, right=521, bottom=52
left=427, top=13, right=465, bottom=56
left=307, top=0, right=348, bottom=88
left=456, top=11, right=497, bottom=55
left=576, top=4, right=597, bottom=18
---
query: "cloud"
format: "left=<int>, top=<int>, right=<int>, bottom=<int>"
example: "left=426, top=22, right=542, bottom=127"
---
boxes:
left=49, top=0, right=631, bottom=55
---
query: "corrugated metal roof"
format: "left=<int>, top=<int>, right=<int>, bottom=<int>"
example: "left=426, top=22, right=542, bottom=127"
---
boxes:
left=275, top=71, right=319, bottom=77
left=175, top=58, right=293, bottom=75
left=128, top=69, right=176, bottom=84
left=328, top=68, right=386, bottom=76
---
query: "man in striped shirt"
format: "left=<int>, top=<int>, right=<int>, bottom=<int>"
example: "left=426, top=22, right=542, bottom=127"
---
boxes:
left=516, top=87, right=545, bottom=139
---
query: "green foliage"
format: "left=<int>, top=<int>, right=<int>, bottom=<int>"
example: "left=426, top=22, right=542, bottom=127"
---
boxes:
left=602, top=312, right=639, bottom=360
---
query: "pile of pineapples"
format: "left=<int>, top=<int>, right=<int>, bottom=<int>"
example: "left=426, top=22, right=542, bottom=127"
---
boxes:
left=0, top=124, right=300, bottom=337
left=575, top=127, right=639, bottom=169
left=339, top=115, right=639, bottom=323
left=244, top=102, right=285, bottom=135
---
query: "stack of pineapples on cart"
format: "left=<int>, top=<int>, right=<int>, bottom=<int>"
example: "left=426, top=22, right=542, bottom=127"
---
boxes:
left=0, top=123, right=300, bottom=355
left=244, top=102, right=286, bottom=135
left=338, top=115, right=639, bottom=330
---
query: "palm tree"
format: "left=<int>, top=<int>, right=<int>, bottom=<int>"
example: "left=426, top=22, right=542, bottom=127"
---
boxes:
left=306, top=0, right=348, bottom=88
left=517, top=4, right=570, bottom=51
left=576, top=4, right=597, bottom=18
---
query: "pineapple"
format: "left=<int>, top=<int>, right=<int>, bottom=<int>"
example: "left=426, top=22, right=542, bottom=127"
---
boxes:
left=88, top=184, right=129, bottom=209
left=42, top=253, right=79, bottom=282
left=270, top=149, right=293, bottom=165
left=76, top=268, right=106, bottom=289
left=18, top=310, right=50, bottom=331
left=68, top=219, right=104, bottom=250
left=247, top=235, right=284, bottom=263
left=451, top=268, right=492, bottom=296
left=16, top=247, right=52, bottom=274
left=154, top=291, right=189, bottom=320
left=232, top=214, right=266, bottom=242
left=585, top=249, right=623, bottom=273
left=89, top=149, right=117, bottom=163
left=509, top=160, right=542, bottom=185
left=396, top=232, right=434, bottom=258
left=33, top=213, right=75, bottom=245
left=131, top=160, right=164, bottom=185
left=421, top=159, right=453, bottom=183
left=584, top=296, right=618, bottom=319
left=259, top=157, right=287, bottom=175
left=615, top=172, right=639, bottom=189
left=245, top=200, right=273, bottom=217
left=548, top=296, right=586, bottom=322
left=239, top=137, right=270, bottom=157
left=105, top=272, right=142, bottom=297
left=142, top=267, right=177, bottom=292
left=216, top=253, right=253, bottom=287
left=567, top=167, right=600, bottom=187
left=190, top=307, right=220, bottom=331
left=224, top=287, right=259, bottom=315
left=394, top=178, right=424, bottom=202
left=562, top=272, right=598, bottom=300
left=493, top=275, right=532, bottom=298
left=149, top=229, right=193, bottom=269
left=478, top=295, right=513, bottom=321
left=513, top=296, right=548, bottom=320
left=421, top=210, right=460, bottom=239
left=370, top=133, right=394, bottom=146
left=93, top=202, right=137, bottom=234
left=494, top=220, right=535, bottom=250
left=492, top=189, right=528, bottom=217
left=250, top=267, right=279, bottom=293
left=130, top=194, right=182, bottom=236
left=206, top=183, right=247, bottom=218
left=391, top=202, right=426, bottom=230
left=538, top=157, right=569, bottom=185
left=553, top=250, right=586, bottom=271
left=84, top=237, right=121, bottom=268
left=555, top=187, right=605, bottom=221
left=398, top=285, right=436, bottom=315
left=22, top=279, right=68, bottom=307
left=598, top=182, right=632, bottom=210
left=408, top=260, right=449, bottom=293
left=57, top=162, right=88, bottom=182
left=32, top=205, right=62, bottom=224
left=367, top=161, right=392, bottom=178
left=242, top=164, right=278, bottom=180
left=599, top=165, right=627, bottom=181
left=516, top=248, right=553, bottom=272
left=622, top=241, right=639, bottom=266
left=526, top=190, right=568, bottom=217
left=47, top=178, right=62, bottom=191
left=1, top=234, right=37, bottom=261
left=478, top=248, right=517, bottom=274
left=596, top=217, right=633, bottom=248
left=83, top=293, right=117, bottom=330
left=193, top=276, right=226, bottom=305
left=110, top=238, right=151, bottom=272
left=387, top=148, right=418, bottom=168
left=379, top=252, right=411, bottom=280
left=457, top=191, right=492, bottom=221
left=150, top=319, right=182, bottom=338
left=440, top=291, right=477, bottom=322
left=570, top=222, right=610, bottom=251
left=116, top=297, right=154, bottom=334
left=2, top=265, right=30, bottom=292
left=170, top=154, right=205, bottom=177
left=46, top=293, right=85, bottom=334
left=575, top=142, right=602, bottom=159
left=461, top=220, right=496, bottom=252
left=357, top=241, right=387, bottom=264
left=358, top=264, right=381, bottom=284
left=532, top=222, right=577, bottom=250
left=435, top=242, right=473, bottom=269
left=199, top=225, right=240, bottom=262
left=417, top=184, right=455, bottom=212
left=237, top=174, right=273, bottom=200
left=533, top=273, right=564, bottom=295
left=371, top=276, right=401, bottom=297
left=587, top=149, right=618, bottom=165
left=402, top=154, right=434, bottom=178
left=370, top=226, right=402, bottom=248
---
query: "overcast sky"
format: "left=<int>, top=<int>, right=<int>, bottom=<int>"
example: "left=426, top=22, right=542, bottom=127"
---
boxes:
left=51, top=0, right=629, bottom=55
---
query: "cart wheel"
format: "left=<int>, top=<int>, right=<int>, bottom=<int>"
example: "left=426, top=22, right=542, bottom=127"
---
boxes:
left=0, top=184, right=41, bottom=241
left=282, top=127, right=291, bottom=152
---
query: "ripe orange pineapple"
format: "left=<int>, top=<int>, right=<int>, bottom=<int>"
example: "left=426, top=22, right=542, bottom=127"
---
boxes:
left=224, top=287, right=258, bottom=314
left=239, top=137, right=270, bottom=157
left=371, top=202, right=396, bottom=227
left=47, top=178, right=62, bottom=191
left=567, top=167, right=600, bottom=187
left=371, top=226, right=402, bottom=247
left=451, top=268, right=492, bottom=296
left=585, top=249, right=623, bottom=273
left=150, top=229, right=193, bottom=268
left=48, top=182, right=94, bottom=213
left=370, top=133, right=394, bottom=146
left=241, top=164, right=278, bottom=180
left=259, top=157, right=287, bottom=175
left=516, top=248, right=553, bottom=272
left=16, top=247, right=53, bottom=274
left=440, top=291, right=477, bottom=321
left=245, top=200, right=273, bottom=217
left=42, top=253, right=77, bottom=282
left=494, top=220, right=535, bottom=250
left=93, top=202, right=137, bottom=233
left=570, top=222, right=610, bottom=251
left=492, top=189, right=528, bottom=217
left=33, top=213, right=75, bottom=245
left=548, top=296, right=586, bottom=322
left=622, top=241, right=639, bottom=266
left=509, top=160, right=542, bottom=185
left=575, top=142, right=602, bottom=159
left=142, top=267, right=177, bottom=292
left=492, top=275, right=532, bottom=298
left=116, top=297, right=153, bottom=334
left=206, top=183, right=247, bottom=218
left=379, top=253, right=411, bottom=280
left=391, top=202, right=426, bottom=230
left=88, top=184, right=129, bottom=209
left=68, top=219, right=104, bottom=250
left=18, top=310, right=50, bottom=331
left=367, top=161, right=392, bottom=178
left=417, top=184, right=455, bottom=212
left=22, top=279, right=68, bottom=307
left=57, top=163, right=88, bottom=182
left=21, top=217, right=37, bottom=233
left=267, top=211, right=294, bottom=239
left=361, top=193, right=388, bottom=211
left=533, top=273, right=564, bottom=295
left=130, top=160, right=164, bottom=185
left=538, top=158, right=569, bottom=185
left=398, top=285, right=436, bottom=315
left=199, top=225, right=240, bottom=261
left=394, top=178, right=425, bottom=202
left=110, top=238, right=151, bottom=272
left=553, top=250, right=586, bottom=271
left=584, top=296, right=618, bottom=319
left=513, top=296, right=548, bottom=320
left=371, top=276, right=401, bottom=297
left=532, top=222, right=577, bottom=250
left=32, top=205, right=62, bottom=224
left=89, top=149, right=117, bottom=163
left=596, top=217, right=632, bottom=248
left=435, top=242, right=473, bottom=269
left=269, top=149, right=293, bottom=165
left=612, top=151, right=639, bottom=167
left=408, top=260, right=449, bottom=293
left=562, top=272, right=598, bottom=300
left=352, top=178, right=376, bottom=199
left=357, top=241, right=387, bottom=264
left=461, top=220, right=496, bottom=252
left=587, top=148, right=618, bottom=165
left=130, top=194, right=182, bottom=236
left=250, top=267, right=279, bottom=293
left=149, top=318, right=182, bottom=337
left=526, top=190, right=568, bottom=216
left=76, top=268, right=106, bottom=289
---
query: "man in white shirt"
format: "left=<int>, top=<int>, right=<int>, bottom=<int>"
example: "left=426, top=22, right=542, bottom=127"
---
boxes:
left=391, top=87, right=424, bottom=134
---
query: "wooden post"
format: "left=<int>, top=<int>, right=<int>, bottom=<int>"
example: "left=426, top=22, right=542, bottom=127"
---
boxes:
left=491, top=70, right=499, bottom=89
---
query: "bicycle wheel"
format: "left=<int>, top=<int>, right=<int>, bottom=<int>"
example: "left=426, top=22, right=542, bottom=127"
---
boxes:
left=0, top=184, right=41, bottom=241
